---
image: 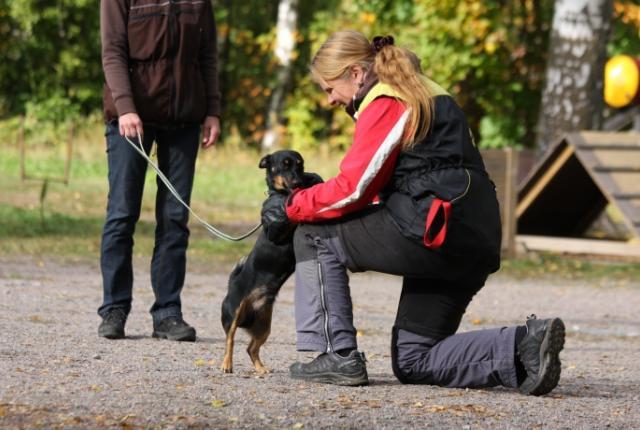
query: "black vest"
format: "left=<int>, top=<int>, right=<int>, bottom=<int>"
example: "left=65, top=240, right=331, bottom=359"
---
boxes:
left=364, top=91, right=502, bottom=271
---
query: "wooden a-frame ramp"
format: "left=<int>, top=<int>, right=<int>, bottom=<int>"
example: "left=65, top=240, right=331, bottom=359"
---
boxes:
left=516, top=131, right=640, bottom=259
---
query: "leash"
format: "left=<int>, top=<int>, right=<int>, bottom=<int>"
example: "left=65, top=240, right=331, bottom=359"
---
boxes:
left=124, top=133, right=262, bottom=242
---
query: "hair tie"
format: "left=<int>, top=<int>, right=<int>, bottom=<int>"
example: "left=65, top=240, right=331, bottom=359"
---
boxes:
left=372, top=35, right=395, bottom=54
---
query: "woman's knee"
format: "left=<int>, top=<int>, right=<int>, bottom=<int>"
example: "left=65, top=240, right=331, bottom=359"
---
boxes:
left=391, top=326, right=438, bottom=385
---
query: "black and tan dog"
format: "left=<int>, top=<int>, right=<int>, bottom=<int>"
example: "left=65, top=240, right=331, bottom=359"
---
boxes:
left=220, top=150, right=322, bottom=374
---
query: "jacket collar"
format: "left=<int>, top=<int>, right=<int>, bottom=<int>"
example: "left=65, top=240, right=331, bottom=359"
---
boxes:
left=346, top=71, right=379, bottom=119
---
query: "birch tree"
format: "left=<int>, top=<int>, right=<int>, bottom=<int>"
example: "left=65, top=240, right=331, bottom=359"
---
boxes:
left=261, top=0, right=298, bottom=152
left=536, top=0, right=613, bottom=153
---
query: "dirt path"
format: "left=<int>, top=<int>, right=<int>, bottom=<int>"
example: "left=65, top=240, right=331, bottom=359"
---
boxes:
left=1, top=256, right=638, bottom=429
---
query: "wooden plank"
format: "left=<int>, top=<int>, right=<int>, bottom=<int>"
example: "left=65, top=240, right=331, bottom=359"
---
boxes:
left=589, top=148, right=640, bottom=168
left=573, top=134, right=640, bottom=239
left=593, top=166, right=640, bottom=173
left=516, top=145, right=574, bottom=217
left=481, top=148, right=518, bottom=256
left=516, top=235, right=640, bottom=258
left=608, top=173, right=640, bottom=194
left=503, top=148, right=518, bottom=257
left=579, top=131, right=640, bottom=146
left=576, top=143, right=640, bottom=150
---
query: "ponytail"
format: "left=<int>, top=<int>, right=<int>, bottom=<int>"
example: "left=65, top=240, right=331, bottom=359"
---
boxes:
left=374, top=43, right=434, bottom=148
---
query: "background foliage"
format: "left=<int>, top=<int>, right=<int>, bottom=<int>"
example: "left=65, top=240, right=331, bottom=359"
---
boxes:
left=0, top=0, right=639, bottom=149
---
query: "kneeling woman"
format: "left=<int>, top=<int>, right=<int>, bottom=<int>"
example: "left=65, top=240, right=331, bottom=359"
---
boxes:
left=261, top=31, right=565, bottom=395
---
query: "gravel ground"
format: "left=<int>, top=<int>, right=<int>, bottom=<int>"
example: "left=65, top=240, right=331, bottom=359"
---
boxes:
left=0, top=255, right=639, bottom=429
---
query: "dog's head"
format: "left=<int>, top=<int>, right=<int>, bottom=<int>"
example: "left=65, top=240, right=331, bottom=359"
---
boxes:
left=259, top=150, right=305, bottom=193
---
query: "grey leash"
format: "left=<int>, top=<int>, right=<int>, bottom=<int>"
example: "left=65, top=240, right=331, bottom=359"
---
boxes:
left=125, top=133, right=262, bottom=242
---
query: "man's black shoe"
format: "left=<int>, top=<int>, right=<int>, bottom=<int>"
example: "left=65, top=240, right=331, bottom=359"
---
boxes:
left=152, top=316, right=196, bottom=342
left=98, top=308, right=127, bottom=340
left=290, top=350, right=369, bottom=386
left=517, top=314, right=565, bottom=396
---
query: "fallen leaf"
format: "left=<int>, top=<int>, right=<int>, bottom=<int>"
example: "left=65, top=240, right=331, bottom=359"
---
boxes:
left=170, top=415, right=187, bottom=422
left=120, top=413, right=135, bottom=423
left=210, top=399, right=226, bottom=408
left=194, top=359, right=206, bottom=367
left=293, top=423, right=304, bottom=429
left=364, top=400, right=381, bottom=408
left=425, top=405, right=446, bottom=413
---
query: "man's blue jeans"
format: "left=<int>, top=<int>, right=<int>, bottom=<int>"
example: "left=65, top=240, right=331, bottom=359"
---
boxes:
left=98, top=122, right=200, bottom=324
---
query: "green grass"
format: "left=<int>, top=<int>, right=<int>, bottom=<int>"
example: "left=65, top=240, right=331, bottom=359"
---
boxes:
left=500, top=253, right=640, bottom=285
left=1, top=117, right=639, bottom=281
left=0, top=118, right=338, bottom=265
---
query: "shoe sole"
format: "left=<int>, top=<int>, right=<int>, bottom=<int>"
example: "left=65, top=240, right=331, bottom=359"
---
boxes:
left=99, top=332, right=125, bottom=340
left=98, top=328, right=125, bottom=340
left=527, top=318, right=565, bottom=396
left=152, top=330, right=196, bottom=342
left=290, top=371, right=369, bottom=387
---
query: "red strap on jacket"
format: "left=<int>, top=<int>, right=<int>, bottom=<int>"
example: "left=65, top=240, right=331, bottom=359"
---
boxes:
left=423, top=198, right=451, bottom=249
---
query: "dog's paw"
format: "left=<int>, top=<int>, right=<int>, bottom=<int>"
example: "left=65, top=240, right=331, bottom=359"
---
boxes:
left=220, top=361, right=233, bottom=373
left=255, top=366, right=270, bottom=375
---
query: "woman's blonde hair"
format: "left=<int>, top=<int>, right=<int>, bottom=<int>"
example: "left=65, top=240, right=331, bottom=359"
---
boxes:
left=310, top=30, right=434, bottom=148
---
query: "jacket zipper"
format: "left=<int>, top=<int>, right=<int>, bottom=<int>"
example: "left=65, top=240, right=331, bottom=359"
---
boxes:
left=317, top=260, right=333, bottom=353
left=449, top=168, right=472, bottom=204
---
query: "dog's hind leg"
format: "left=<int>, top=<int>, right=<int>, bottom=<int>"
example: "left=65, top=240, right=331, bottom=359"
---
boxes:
left=221, top=300, right=250, bottom=373
left=247, top=304, right=274, bottom=374
left=220, top=322, right=237, bottom=373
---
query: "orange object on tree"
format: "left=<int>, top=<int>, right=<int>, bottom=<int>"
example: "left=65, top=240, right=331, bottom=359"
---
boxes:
left=604, top=55, right=640, bottom=108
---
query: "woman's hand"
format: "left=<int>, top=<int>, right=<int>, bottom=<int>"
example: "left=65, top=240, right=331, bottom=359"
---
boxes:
left=261, top=193, right=294, bottom=244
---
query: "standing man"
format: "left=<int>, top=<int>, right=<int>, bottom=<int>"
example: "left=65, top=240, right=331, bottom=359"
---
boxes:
left=98, top=0, right=221, bottom=341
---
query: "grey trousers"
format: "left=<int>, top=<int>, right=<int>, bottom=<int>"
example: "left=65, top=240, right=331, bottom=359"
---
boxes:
left=292, top=206, right=518, bottom=388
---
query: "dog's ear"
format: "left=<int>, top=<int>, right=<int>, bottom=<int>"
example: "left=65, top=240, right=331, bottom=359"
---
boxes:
left=259, top=154, right=271, bottom=169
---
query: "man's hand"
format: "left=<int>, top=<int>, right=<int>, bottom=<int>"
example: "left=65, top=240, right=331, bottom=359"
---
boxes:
left=261, top=192, right=294, bottom=244
left=119, top=113, right=143, bottom=138
left=202, top=115, right=220, bottom=148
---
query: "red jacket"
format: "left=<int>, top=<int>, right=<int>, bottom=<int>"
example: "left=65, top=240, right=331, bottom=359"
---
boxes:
left=286, top=97, right=408, bottom=222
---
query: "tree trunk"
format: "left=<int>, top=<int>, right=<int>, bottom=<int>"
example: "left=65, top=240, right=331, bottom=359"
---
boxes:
left=261, top=0, right=298, bottom=152
left=536, top=0, right=613, bottom=153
